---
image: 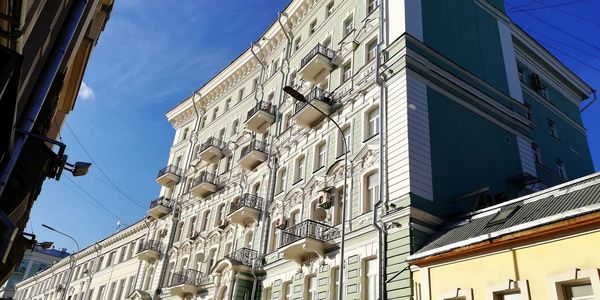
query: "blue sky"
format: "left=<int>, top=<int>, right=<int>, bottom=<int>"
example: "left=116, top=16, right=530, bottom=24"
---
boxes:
left=28, top=0, right=600, bottom=252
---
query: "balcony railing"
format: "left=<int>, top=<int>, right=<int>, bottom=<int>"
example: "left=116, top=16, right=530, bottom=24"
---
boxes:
left=246, top=101, right=275, bottom=122
left=197, top=275, right=214, bottom=286
left=279, top=220, right=339, bottom=248
left=137, top=240, right=162, bottom=254
left=149, top=196, right=173, bottom=209
left=191, top=172, right=218, bottom=187
left=169, top=269, right=202, bottom=287
left=229, top=194, right=263, bottom=214
left=200, top=137, right=225, bottom=152
left=240, top=140, right=267, bottom=159
left=300, top=44, right=336, bottom=70
left=225, top=247, right=258, bottom=267
left=157, top=165, right=181, bottom=178
left=294, top=87, right=335, bottom=115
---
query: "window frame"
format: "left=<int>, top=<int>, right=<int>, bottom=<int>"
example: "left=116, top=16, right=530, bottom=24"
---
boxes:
left=549, top=268, right=600, bottom=300
left=488, top=279, right=531, bottom=300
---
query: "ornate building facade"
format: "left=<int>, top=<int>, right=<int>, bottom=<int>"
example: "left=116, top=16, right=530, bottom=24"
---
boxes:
left=14, top=0, right=596, bottom=299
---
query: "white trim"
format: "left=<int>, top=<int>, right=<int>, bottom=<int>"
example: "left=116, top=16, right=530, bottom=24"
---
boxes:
left=440, top=287, right=474, bottom=300
left=548, top=268, right=600, bottom=300
left=497, top=20, right=523, bottom=103
left=487, top=280, right=531, bottom=300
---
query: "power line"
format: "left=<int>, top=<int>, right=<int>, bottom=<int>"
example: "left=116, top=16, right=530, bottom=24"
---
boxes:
left=518, top=10, right=600, bottom=54
left=61, top=176, right=123, bottom=221
left=530, top=0, right=600, bottom=28
left=540, top=42, right=600, bottom=72
left=507, top=0, right=591, bottom=12
left=64, top=121, right=146, bottom=210
left=525, top=27, right=600, bottom=58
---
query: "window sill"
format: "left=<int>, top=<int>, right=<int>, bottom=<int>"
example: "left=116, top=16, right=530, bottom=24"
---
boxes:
left=363, top=133, right=379, bottom=143
left=312, top=166, right=325, bottom=174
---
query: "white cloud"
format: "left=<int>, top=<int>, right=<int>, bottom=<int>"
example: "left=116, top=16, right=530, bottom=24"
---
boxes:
left=78, top=81, right=95, bottom=101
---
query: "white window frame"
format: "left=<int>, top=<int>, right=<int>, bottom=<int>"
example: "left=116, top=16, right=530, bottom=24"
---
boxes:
left=363, top=171, right=379, bottom=213
left=314, top=141, right=327, bottom=171
left=440, top=288, right=474, bottom=300
left=363, top=258, right=378, bottom=300
left=487, top=280, right=531, bottom=300
left=367, top=0, right=378, bottom=14
left=557, top=159, right=568, bottom=180
left=338, top=124, right=352, bottom=157
left=366, top=38, right=378, bottom=63
left=277, top=167, right=287, bottom=193
left=306, top=275, right=318, bottom=300
left=282, top=281, right=292, bottom=300
left=364, top=105, right=380, bottom=140
left=309, top=19, right=317, bottom=35
left=343, top=14, right=354, bottom=36
left=342, top=61, right=352, bottom=82
left=294, top=155, right=305, bottom=183
left=326, top=1, right=334, bottom=18
left=549, top=268, right=600, bottom=300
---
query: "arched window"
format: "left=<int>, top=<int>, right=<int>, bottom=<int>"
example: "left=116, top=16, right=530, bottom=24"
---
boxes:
left=187, top=217, right=197, bottom=238
left=277, top=167, right=287, bottom=193
left=244, top=231, right=253, bottom=248
left=200, top=210, right=210, bottom=232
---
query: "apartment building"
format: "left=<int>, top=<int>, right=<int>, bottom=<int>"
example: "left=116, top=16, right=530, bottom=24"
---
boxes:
left=14, top=0, right=596, bottom=299
left=0, top=0, right=115, bottom=282
left=0, top=247, right=69, bottom=299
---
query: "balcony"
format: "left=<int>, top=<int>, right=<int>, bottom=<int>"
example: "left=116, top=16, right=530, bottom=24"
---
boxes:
left=293, top=87, right=335, bottom=128
left=278, top=220, right=339, bottom=264
left=239, top=140, right=268, bottom=171
left=166, top=269, right=203, bottom=297
left=227, top=194, right=263, bottom=226
left=245, top=101, right=276, bottom=133
left=299, top=44, right=336, bottom=84
left=225, top=247, right=258, bottom=267
left=136, top=240, right=162, bottom=263
left=156, top=165, right=181, bottom=187
left=189, top=172, right=219, bottom=198
left=147, top=197, right=173, bottom=219
left=197, top=137, right=225, bottom=163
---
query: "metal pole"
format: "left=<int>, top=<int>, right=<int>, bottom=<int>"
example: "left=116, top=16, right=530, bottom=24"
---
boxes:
left=42, top=224, right=80, bottom=300
left=282, top=87, right=348, bottom=300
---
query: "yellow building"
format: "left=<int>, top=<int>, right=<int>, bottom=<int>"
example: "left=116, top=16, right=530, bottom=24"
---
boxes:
left=409, top=172, right=600, bottom=300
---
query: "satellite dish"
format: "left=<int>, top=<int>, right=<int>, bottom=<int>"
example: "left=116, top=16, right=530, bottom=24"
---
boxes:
left=313, top=207, right=327, bottom=222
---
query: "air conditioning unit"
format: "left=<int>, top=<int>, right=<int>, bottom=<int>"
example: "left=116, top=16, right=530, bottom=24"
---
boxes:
left=274, top=216, right=287, bottom=230
left=318, top=187, right=336, bottom=209
left=530, top=73, right=542, bottom=91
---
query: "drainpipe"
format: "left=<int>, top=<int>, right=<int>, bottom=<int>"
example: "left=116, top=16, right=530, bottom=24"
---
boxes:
left=373, top=1, right=389, bottom=300
left=250, top=12, right=292, bottom=300
left=155, top=91, right=203, bottom=293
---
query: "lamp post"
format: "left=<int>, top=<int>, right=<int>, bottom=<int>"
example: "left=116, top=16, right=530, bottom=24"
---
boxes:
left=42, top=224, right=80, bottom=300
left=283, top=86, right=348, bottom=300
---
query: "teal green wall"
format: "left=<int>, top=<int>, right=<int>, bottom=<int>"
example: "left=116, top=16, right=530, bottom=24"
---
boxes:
left=427, top=88, right=522, bottom=215
left=421, top=0, right=509, bottom=94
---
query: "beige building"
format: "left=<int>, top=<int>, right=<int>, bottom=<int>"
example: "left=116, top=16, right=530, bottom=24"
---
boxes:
left=13, top=0, right=597, bottom=299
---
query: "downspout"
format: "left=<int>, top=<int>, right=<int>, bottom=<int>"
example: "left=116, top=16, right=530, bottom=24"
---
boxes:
left=250, top=12, right=292, bottom=300
left=156, top=91, right=203, bottom=294
left=373, top=1, right=389, bottom=300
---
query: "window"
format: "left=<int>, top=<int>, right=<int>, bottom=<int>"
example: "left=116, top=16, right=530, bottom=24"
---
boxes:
left=532, top=144, right=541, bottom=164
left=87, top=289, right=94, bottom=300
left=263, top=287, right=272, bottom=300
left=252, top=78, right=259, bottom=92
left=238, top=88, right=245, bottom=102
left=212, top=108, right=219, bottom=121
left=107, top=251, right=115, bottom=267
left=290, top=210, right=300, bottom=226
left=295, top=156, right=305, bottom=183
left=557, top=159, right=567, bottom=180
left=540, top=84, right=549, bottom=100
left=517, top=66, right=524, bottom=82
left=277, top=168, right=287, bottom=193
left=494, top=292, right=523, bottom=300
left=343, top=15, right=354, bottom=36
left=175, top=222, right=184, bottom=242
left=96, top=285, right=105, bottom=300
left=367, top=107, right=380, bottom=138
left=563, top=283, right=594, bottom=300
left=223, top=156, right=233, bottom=172
left=309, top=20, right=317, bottom=35
left=331, top=267, right=340, bottom=300
left=231, top=119, right=239, bottom=136
left=326, top=1, right=335, bottom=18
left=267, top=91, right=275, bottom=103
left=206, top=248, right=217, bottom=273
left=366, top=39, right=377, bottom=63
left=342, top=61, right=352, bottom=82
left=524, top=103, right=532, bottom=120
left=315, top=142, right=326, bottom=170
left=181, top=128, right=189, bottom=141
left=215, top=204, right=226, bottom=227
left=188, top=217, right=197, bottom=238
left=201, top=210, right=210, bottom=231
left=271, top=60, right=279, bottom=76
left=364, top=259, right=377, bottom=300
left=200, top=116, right=207, bottom=129
left=225, top=98, right=231, bottom=111
left=218, top=128, right=226, bottom=141
left=294, top=37, right=302, bottom=52
left=282, top=112, right=292, bottom=132
left=365, top=172, right=379, bottom=213
left=548, top=119, right=558, bottom=138
left=118, top=246, right=126, bottom=263
left=107, top=281, right=116, bottom=300
left=367, top=0, right=378, bottom=14
left=282, top=281, right=292, bottom=300
left=306, top=275, right=318, bottom=300
left=289, top=71, right=297, bottom=86
left=95, top=256, right=104, bottom=272
left=323, top=36, right=332, bottom=48
left=338, top=126, right=351, bottom=156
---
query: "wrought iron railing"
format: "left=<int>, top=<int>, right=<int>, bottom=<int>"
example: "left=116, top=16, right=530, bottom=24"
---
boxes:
left=157, top=165, right=181, bottom=178
left=246, top=101, right=275, bottom=121
left=200, top=137, right=225, bottom=152
left=240, top=140, right=268, bottom=159
left=169, top=269, right=202, bottom=287
left=279, top=220, right=340, bottom=248
left=149, top=196, right=173, bottom=209
left=190, top=172, right=218, bottom=188
left=137, top=240, right=162, bottom=254
left=300, top=44, right=336, bottom=70
left=229, top=194, right=263, bottom=215
left=294, top=87, right=335, bottom=114
left=197, top=275, right=214, bottom=286
left=225, top=247, right=258, bottom=267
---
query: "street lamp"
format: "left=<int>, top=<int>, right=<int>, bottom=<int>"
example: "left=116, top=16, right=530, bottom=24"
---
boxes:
left=42, top=224, right=80, bottom=300
left=283, top=86, right=348, bottom=300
